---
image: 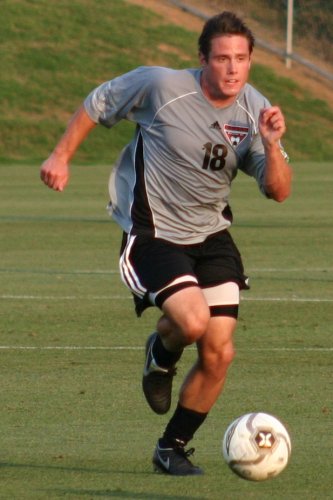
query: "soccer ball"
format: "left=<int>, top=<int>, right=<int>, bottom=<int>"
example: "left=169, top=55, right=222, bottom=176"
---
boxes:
left=222, top=412, right=291, bottom=481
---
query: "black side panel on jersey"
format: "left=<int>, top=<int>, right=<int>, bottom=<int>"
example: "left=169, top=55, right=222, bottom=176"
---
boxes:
left=130, top=130, right=155, bottom=235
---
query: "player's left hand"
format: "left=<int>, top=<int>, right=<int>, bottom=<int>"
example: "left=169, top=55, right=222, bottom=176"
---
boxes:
left=259, top=106, right=286, bottom=147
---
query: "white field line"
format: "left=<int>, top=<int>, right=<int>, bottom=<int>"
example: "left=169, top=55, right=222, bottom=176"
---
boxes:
left=0, top=345, right=331, bottom=352
left=1, top=294, right=332, bottom=303
left=248, top=268, right=333, bottom=273
left=0, top=295, right=131, bottom=300
left=241, top=297, right=333, bottom=303
left=1, top=267, right=332, bottom=274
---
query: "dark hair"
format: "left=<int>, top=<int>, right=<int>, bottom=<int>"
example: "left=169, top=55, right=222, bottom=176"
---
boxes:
left=198, top=11, right=255, bottom=60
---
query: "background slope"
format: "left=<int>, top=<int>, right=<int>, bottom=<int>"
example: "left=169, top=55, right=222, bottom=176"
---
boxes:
left=1, top=0, right=333, bottom=163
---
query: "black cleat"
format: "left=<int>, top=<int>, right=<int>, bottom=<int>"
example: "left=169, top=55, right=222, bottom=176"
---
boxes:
left=142, top=332, right=176, bottom=415
left=152, top=441, right=203, bottom=476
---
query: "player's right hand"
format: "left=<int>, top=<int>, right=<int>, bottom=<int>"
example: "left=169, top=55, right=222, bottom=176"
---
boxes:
left=40, top=154, right=70, bottom=192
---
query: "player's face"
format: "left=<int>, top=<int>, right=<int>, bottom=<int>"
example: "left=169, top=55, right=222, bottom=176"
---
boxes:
left=200, top=35, right=251, bottom=107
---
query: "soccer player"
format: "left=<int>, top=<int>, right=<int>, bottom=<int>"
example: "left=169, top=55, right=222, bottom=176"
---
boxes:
left=40, top=11, right=292, bottom=475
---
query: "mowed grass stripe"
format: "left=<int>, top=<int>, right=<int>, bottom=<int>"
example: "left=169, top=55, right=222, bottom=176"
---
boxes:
left=0, top=345, right=331, bottom=352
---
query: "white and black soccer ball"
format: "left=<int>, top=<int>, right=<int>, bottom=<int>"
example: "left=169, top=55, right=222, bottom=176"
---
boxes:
left=222, top=412, right=291, bottom=481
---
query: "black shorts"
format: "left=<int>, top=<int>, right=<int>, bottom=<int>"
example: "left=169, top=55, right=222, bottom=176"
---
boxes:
left=119, top=230, right=249, bottom=318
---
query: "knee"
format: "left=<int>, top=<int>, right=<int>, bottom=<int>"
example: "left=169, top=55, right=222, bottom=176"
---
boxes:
left=202, top=343, right=235, bottom=379
left=222, top=344, right=236, bottom=365
left=180, top=308, right=210, bottom=345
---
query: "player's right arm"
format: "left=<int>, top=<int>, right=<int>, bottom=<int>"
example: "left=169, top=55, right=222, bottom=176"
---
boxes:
left=40, top=105, right=97, bottom=191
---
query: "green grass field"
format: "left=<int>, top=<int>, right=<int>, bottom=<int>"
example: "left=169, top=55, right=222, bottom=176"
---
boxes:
left=0, top=162, right=332, bottom=499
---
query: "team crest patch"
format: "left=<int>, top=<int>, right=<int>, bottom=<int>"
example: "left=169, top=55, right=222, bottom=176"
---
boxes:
left=224, top=124, right=249, bottom=147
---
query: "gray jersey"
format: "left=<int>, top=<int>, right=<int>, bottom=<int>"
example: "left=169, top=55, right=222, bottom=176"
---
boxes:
left=84, top=66, right=285, bottom=244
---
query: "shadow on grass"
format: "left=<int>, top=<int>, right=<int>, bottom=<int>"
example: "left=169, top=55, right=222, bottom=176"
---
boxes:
left=0, top=462, right=208, bottom=499
left=0, top=461, right=145, bottom=475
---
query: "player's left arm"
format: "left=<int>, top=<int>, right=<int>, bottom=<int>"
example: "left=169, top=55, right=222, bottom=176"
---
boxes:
left=259, top=106, right=293, bottom=202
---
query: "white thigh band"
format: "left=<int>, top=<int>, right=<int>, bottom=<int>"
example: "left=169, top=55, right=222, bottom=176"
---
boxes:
left=202, top=282, right=239, bottom=307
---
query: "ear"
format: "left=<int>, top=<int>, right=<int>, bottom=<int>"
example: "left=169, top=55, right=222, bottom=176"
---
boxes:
left=199, top=52, right=207, bottom=66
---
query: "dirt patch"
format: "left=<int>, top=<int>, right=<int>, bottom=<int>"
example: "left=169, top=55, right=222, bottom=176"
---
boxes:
left=125, top=0, right=333, bottom=109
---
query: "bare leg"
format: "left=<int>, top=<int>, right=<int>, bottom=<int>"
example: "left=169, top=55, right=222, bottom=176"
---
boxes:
left=157, top=288, right=236, bottom=412
left=179, top=316, right=237, bottom=413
